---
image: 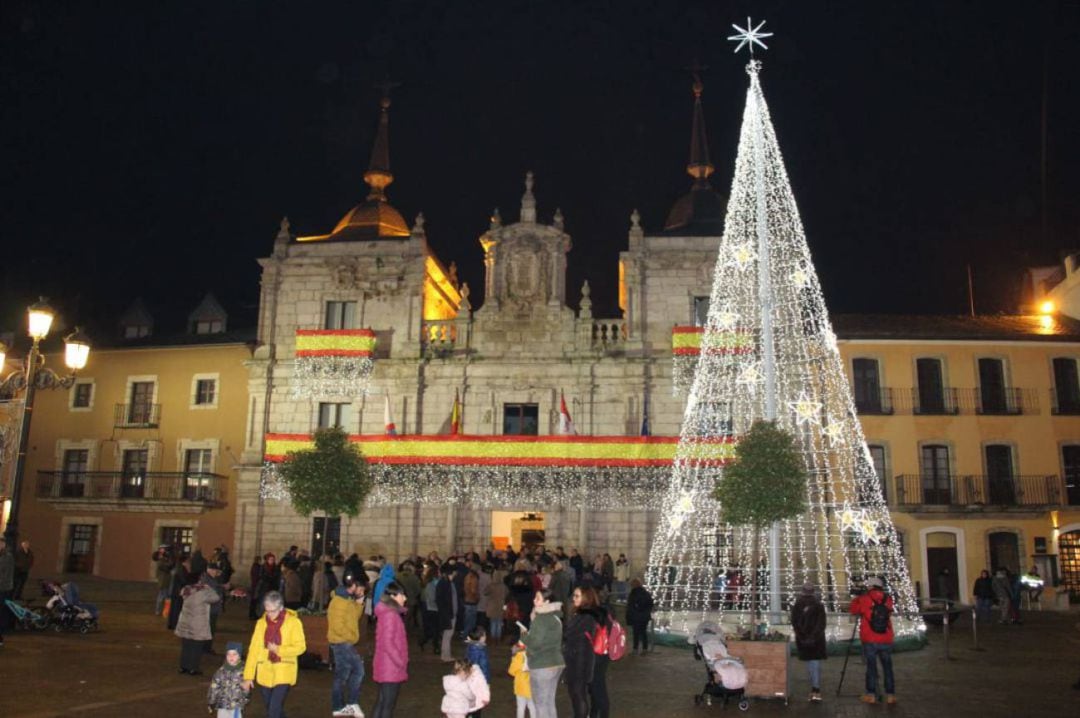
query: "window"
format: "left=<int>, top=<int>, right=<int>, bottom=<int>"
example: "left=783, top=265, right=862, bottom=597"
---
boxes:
left=1063, top=445, right=1080, bottom=506
left=123, top=324, right=150, bottom=339
left=1053, top=358, right=1080, bottom=414
left=184, top=448, right=214, bottom=500
left=71, top=382, right=93, bottom=410
left=983, top=444, right=1015, bottom=505
left=503, top=403, right=539, bottom=435
left=317, top=402, right=352, bottom=430
left=852, top=359, right=885, bottom=414
left=161, top=526, right=193, bottom=557
left=867, top=444, right=888, bottom=501
left=195, top=379, right=216, bottom=406
left=128, top=381, right=156, bottom=424
left=920, top=444, right=951, bottom=505
left=324, top=301, right=358, bottom=330
left=61, top=449, right=89, bottom=498
left=311, top=517, right=342, bottom=558
left=194, top=319, right=223, bottom=335
left=692, top=296, right=710, bottom=327
left=915, top=358, right=950, bottom=414
left=121, top=448, right=148, bottom=498
left=66, top=524, right=97, bottom=573
left=978, top=358, right=1009, bottom=414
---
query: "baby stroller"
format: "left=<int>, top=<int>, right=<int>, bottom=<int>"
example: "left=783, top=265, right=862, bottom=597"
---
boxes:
left=3, top=598, right=50, bottom=631
left=44, top=581, right=99, bottom=633
left=690, top=621, right=750, bottom=711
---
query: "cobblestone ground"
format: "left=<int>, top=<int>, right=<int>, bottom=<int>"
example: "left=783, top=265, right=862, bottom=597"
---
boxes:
left=1, top=577, right=1078, bottom=718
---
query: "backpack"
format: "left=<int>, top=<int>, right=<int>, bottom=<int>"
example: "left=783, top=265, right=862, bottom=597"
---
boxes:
left=590, top=623, right=609, bottom=655
left=868, top=595, right=891, bottom=634
left=607, top=618, right=627, bottom=661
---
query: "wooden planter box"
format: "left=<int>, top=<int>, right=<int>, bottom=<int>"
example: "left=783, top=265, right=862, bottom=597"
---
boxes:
left=300, top=615, right=329, bottom=662
left=725, top=639, right=789, bottom=703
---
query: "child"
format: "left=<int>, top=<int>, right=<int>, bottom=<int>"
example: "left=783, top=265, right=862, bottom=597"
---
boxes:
left=207, top=642, right=250, bottom=718
left=508, top=643, right=537, bottom=718
left=441, top=659, right=491, bottom=718
left=464, top=628, right=491, bottom=718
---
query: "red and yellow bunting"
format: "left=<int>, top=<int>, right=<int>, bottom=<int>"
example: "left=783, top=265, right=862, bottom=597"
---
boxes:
left=295, top=329, right=377, bottom=358
left=672, top=326, right=754, bottom=356
left=264, top=433, right=737, bottom=467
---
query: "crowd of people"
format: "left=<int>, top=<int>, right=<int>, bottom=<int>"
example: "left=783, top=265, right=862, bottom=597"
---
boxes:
left=971, top=565, right=1044, bottom=625
left=190, top=543, right=652, bottom=718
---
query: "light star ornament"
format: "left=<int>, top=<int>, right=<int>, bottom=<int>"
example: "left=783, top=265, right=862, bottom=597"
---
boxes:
left=714, top=307, right=739, bottom=331
left=789, top=393, right=822, bottom=425
left=736, top=362, right=764, bottom=386
left=790, top=267, right=810, bottom=289
left=823, top=417, right=846, bottom=444
left=728, top=17, right=773, bottom=55
left=728, top=243, right=756, bottom=271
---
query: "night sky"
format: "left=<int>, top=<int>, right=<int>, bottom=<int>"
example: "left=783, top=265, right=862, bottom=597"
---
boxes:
left=2, top=1, right=1078, bottom=337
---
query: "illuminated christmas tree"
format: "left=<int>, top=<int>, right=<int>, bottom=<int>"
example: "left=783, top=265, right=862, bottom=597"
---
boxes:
left=646, top=20, right=919, bottom=637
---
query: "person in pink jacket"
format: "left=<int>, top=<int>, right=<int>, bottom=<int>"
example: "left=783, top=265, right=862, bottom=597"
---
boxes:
left=440, top=659, right=491, bottom=718
left=371, top=581, right=409, bottom=718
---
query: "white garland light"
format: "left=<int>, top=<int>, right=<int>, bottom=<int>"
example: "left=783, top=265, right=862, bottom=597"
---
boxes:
left=645, top=51, right=919, bottom=637
left=290, top=356, right=374, bottom=399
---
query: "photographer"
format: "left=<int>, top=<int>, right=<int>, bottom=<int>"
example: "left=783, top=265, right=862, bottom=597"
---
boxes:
left=848, top=576, right=896, bottom=705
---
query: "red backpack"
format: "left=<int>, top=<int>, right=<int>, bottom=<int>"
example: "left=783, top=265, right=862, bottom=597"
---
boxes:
left=607, top=618, right=627, bottom=661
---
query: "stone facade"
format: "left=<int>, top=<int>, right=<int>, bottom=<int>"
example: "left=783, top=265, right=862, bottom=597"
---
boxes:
left=233, top=174, right=717, bottom=572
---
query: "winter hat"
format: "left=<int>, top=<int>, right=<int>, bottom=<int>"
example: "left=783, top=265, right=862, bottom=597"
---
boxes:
left=225, top=641, right=243, bottom=655
left=867, top=576, right=884, bottom=588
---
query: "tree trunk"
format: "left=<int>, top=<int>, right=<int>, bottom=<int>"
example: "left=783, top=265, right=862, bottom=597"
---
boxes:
left=750, top=526, right=761, bottom=637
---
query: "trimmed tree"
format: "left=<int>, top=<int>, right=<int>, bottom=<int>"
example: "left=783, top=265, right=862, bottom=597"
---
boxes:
left=280, top=426, right=372, bottom=518
left=714, top=420, right=807, bottom=631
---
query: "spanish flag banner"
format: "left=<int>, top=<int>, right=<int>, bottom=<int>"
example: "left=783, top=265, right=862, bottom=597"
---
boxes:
left=264, top=433, right=737, bottom=467
left=295, top=329, right=377, bottom=357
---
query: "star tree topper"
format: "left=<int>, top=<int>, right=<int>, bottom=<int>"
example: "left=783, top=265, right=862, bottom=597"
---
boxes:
left=727, top=17, right=773, bottom=55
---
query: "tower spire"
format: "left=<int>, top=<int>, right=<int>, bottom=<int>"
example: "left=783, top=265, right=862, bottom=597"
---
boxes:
left=364, top=79, right=399, bottom=202
left=686, top=68, right=714, bottom=186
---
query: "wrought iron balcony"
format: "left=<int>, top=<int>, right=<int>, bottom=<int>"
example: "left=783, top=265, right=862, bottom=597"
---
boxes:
left=854, top=388, right=894, bottom=415
left=1050, top=389, right=1080, bottom=416
left=909, top=388, right=960, bottom=415
left=36, top=471, right=226, bottom=506
left=114, top=402, right=160, bottom=428
left=894, top=473, right=1061, bottom=509
left=958, top=387, right=1040, bottom=415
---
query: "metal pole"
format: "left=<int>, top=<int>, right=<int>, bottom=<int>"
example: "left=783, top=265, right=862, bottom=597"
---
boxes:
left=942, top=608, right=951, bottom=660
left=3, top=339, right=40, bottom=548
left=748, top=64, right=782, bottom=621
left=970, top=606, right=980, bottom=651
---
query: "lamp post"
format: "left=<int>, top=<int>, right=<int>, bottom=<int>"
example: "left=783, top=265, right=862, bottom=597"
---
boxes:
left=0, top=298, right=91, bottom=547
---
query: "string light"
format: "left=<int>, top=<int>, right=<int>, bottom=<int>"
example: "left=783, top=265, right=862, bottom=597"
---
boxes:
left=645, top=56, right=919, bottom=638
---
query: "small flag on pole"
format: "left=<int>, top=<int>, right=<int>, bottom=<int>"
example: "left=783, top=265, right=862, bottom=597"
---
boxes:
left=384, top=394, right=397, bottom=436
left=450, top=389, right=461, bottom=435
left=641, top=394, right=651, bottom=436
left=558, top=391, right=577, bottom=435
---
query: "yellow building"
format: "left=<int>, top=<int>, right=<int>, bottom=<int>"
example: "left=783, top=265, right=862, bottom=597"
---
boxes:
left=833, top=313, right=1080, bottom=605
left=10, top=296, right=253, bottom=581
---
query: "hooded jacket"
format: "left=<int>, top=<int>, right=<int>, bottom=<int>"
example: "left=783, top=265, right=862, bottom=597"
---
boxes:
left=849, top=588, right=894, bottom=645
left=207, top=658, right=249, bottom=710
left=520, top=601, right=564, bottom=670
left=327, top=585, right=363, bottom=645
left=373, top=564, right=396, bottom=605
left=372, top=600, right=409, bottom=683
left=791, top=592, right=827, bottom=660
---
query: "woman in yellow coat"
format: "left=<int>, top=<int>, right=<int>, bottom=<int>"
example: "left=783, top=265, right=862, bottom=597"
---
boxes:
left=242, top=590, right=307, bottom=718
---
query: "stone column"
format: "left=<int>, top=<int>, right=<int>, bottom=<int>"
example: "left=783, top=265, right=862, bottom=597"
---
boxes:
left=445, top=505, right=457, bottom=556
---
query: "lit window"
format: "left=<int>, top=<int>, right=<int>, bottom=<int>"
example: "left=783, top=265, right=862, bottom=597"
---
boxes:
left=195, top=320, right=223, bottom=335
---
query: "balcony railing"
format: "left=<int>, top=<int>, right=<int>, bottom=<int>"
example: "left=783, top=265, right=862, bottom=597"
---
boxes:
left=894, top=473, right=1061, bottom=508
left=854, top=388, right=894, bottom=415
left=1050, top=390, right=1080, bottom=415
left=421, top=319, right=470, bottom=357
left=910, top=388, right=960, bottom=415
left=958, top=388, right=1040, bottom=415
left=36, top=471, right=226, bottom=504
left=114, top=403, right=161, bottom=428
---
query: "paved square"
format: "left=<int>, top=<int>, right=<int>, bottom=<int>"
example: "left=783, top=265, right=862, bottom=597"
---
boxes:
left=2, top=578, right=1078, bottom=717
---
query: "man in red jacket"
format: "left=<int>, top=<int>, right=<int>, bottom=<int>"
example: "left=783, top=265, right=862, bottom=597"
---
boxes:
left=848, top=576, right=897, bottom=705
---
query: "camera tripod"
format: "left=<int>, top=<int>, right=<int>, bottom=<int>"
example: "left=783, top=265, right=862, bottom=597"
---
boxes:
left=835, top=616, right=860, bottom=697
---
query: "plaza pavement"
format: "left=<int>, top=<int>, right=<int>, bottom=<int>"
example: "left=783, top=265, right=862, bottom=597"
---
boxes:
left=1, top=576, right=1078, bottom=718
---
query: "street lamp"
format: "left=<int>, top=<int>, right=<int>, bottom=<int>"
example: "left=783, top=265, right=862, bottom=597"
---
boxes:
left=0, top=298, right=91, bottom=547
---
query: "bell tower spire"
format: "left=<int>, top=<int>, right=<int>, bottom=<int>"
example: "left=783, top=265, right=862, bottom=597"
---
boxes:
left=686, top=67, right=714, bottom=187
left=363, top=79, right=399, bottom=202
